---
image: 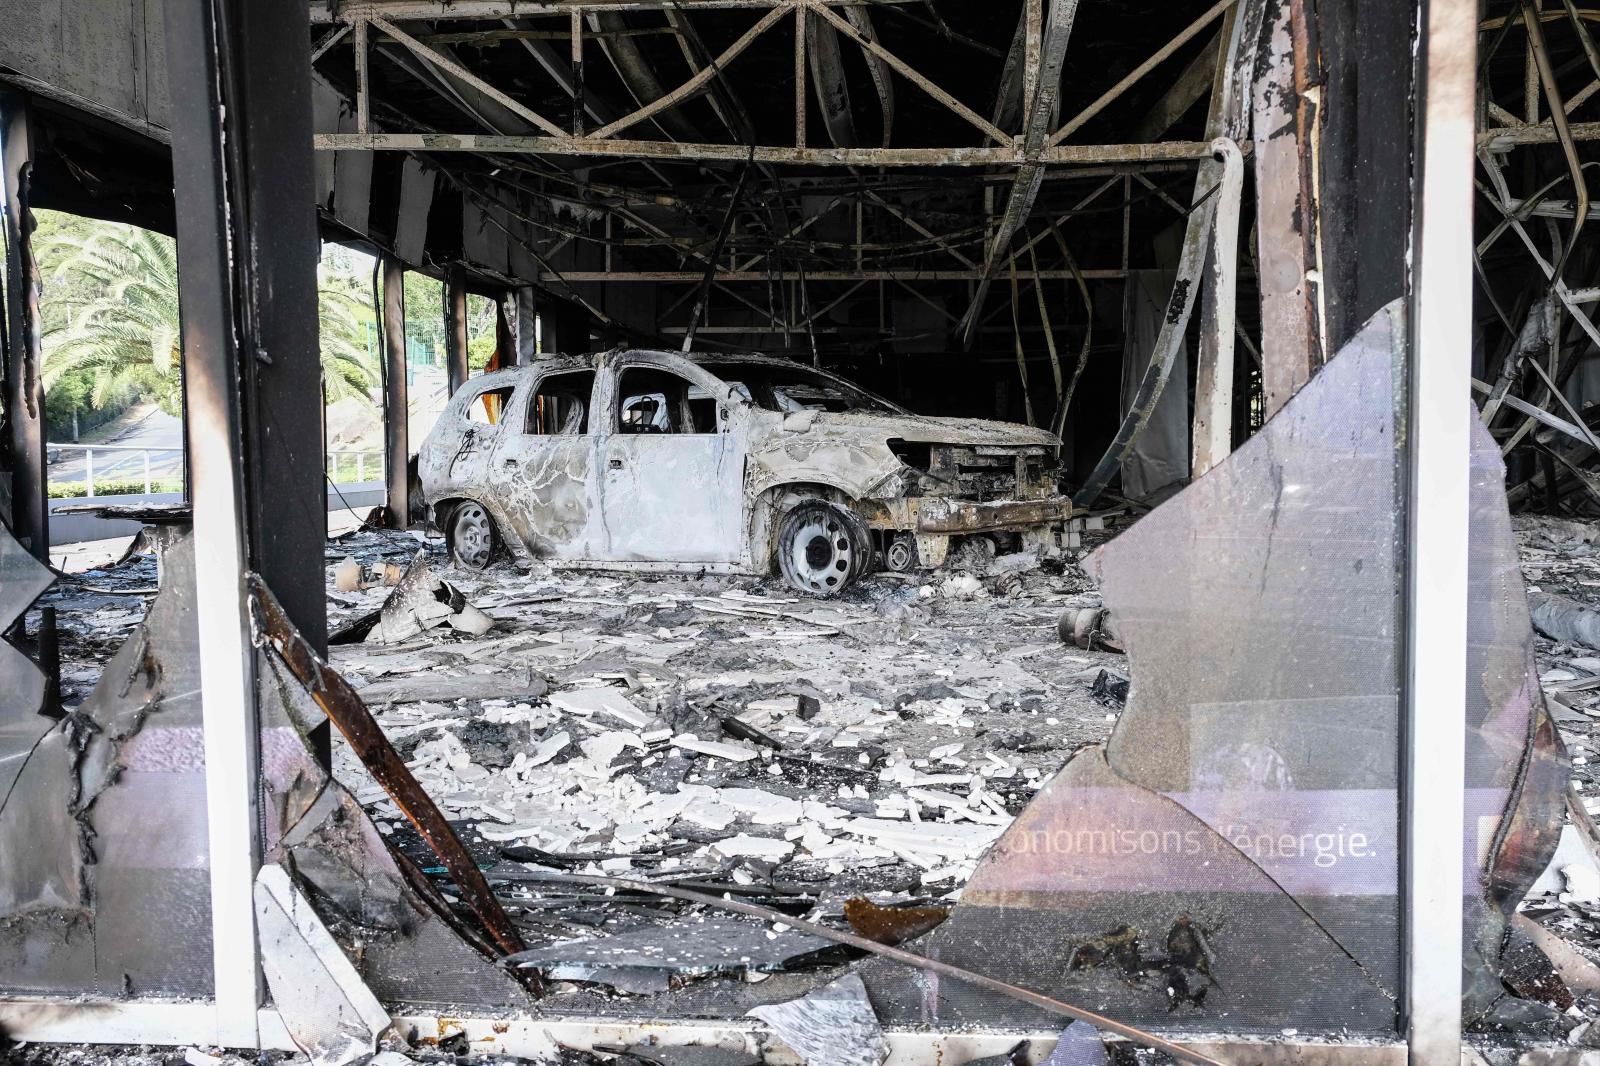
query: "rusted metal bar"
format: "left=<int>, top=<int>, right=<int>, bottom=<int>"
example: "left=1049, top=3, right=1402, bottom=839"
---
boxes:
left=795, top=6, right=812, bottom=147
left=1047, top=222, right=1092, bottom=439
left=842, top=5, right=894, bottom=146
left=313, top=131, right=1217, bottom=164
left=589, top=7, right=787, bottom=140
left=312, top=0, right=918, bottom=19
left=311, top=24, right=352, bottom=62
left=248, top=575, right=530, bottom=964
left=571, top=11, right=585, bottom=135
left=1027, top=240, right=1063, bottom=420
left=1048, top=0, right=1236, bottom=146
left=1190, top=135, right=1244, bottom=478
left=682, top=154, right=754, bottom=351
left=806, top=0, right=1009, bottom=145
left=1521, top=0, right=1590, bottom=280
left=957, top=0, right=1080, bottom=345
left=540, top=267, right=1124, bottom=281
left=446, top=267, right=469, bottom=395
left=502, top=870, right=1233, bottom=1066
left=1007, top=258, right=1036, bottom=426
left=354, top=18, right=371, bottom=133
left=369, top=16, right=567, bottom=137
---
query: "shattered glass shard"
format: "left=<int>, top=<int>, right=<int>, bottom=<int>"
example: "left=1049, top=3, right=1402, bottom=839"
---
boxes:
left=747, top=973, right=889, bottom=1066
left=861, top=300, right=1566, bottom=1033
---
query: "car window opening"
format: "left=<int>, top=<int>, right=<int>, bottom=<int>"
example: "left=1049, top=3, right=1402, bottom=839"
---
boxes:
left=527, top=370, right=594, bottom=435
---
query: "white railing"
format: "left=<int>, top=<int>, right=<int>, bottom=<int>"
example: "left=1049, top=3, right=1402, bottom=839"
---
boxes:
left=46, top=443, right=184, bottom=497
left=326, top=449, right=384, bottom=484
left=45, top=444, right=385, bottom=497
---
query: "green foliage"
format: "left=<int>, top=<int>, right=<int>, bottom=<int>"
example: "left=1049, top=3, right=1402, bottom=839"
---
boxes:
left=35, top=214, right=184, bottom=418
left=34, top=211, right=380, bottom=427
left=49, top=478, right=185, bottom=499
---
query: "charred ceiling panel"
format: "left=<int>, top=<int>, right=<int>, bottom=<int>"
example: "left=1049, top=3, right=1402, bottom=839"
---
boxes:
left=861, top=300, right=1567, bottom=1033
left=0, top=0, right=168, bottom=136
left=394, top=157, right=435, bottom=268
left=0, top=527, right=212, bottom=998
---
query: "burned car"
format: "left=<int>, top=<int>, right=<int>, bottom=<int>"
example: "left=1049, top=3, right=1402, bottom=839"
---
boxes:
left=419, top=349, right=1074, bottom=594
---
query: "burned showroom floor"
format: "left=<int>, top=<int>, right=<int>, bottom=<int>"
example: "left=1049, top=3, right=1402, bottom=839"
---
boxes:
left=27, top=510, right=1600, bottom=1058
left=32, top=526, right=1128, bottom=986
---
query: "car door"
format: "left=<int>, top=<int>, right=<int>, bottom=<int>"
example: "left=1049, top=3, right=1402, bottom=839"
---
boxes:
left=484, top=366, right=602, bottom=559
left=436, top=378, right=519, bottom=495
left=596, top=355, right=748, bottom=564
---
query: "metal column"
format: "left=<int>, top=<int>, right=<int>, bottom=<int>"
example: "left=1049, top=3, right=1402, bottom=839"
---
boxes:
left=446, top=266, right=469, bottom=396
left=1403, top=0, right=1475, bottom=1063
left=0, top=93, right=46, bottom=562
left=164, top=0, right=327, bottom=1046
left=511, top=287, right=540, bottom=364
left=382, top=256, right=409, bottom=526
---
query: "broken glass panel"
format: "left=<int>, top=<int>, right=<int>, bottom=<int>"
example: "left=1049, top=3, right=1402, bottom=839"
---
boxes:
left=0, top=527, right=212, bottom=997
left=862, top=300, right=1566, bottom=1033
left=0, top=517, right=55, bottom=801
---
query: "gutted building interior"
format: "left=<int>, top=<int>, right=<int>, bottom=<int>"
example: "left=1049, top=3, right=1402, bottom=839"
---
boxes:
left=0, top=1, right=1598, bottom=1065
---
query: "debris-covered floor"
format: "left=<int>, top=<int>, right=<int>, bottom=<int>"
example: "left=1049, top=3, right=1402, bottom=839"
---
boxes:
left=28, top=511, right=1600, bottom=1050
left=34, top=523, right=1134, bottom=1015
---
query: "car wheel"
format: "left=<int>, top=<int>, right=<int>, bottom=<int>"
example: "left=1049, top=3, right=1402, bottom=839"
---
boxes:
left=448, top=501, right=497, bottom=570
left=776, top=501, right=871, bottom=596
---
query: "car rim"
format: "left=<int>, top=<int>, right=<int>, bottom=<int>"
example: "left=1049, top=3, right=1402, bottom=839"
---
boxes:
left=453, top=503, right=493, bottom=568
left=884, top=536, right=915, bottom=572
left=787, top=511, right=854, bottom=592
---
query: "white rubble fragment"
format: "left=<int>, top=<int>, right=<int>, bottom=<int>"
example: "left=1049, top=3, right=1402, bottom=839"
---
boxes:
left=708, top=834, right=796, bottom=861
left=527, top=731, right=572, bottom=766
left=672, top=733, right=759, bottom=761
left=550, top=687, right=651, bottom=728
left=1565, top=863, right=1600, bottom=904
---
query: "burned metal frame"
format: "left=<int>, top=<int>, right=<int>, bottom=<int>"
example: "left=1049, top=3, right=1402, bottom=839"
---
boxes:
left=303, top=0, right=1246, bottom=355
left=0, top=90, right=46, bottom=562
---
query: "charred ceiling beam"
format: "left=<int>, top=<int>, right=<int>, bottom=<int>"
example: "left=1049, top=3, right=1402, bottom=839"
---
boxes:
left=955, top=0, right=1079, bottom=346
left=589, top=10, right=704, bottom=143
left=309, top=0, right=920, bottom=21
left=541, top=267, right=1124, bottom=281
left=315, top=132, right=1216, bottom=165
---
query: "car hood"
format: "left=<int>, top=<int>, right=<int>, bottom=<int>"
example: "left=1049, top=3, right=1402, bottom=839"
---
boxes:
left=797, top=410, right=1061, bottom=448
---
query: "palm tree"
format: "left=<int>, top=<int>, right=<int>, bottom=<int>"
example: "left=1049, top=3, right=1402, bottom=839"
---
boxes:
left=315, top=270, right=382, bottom=405
left=38, top=221, right=184, bottom=414
left=36, top=215, right=378, bottom=415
